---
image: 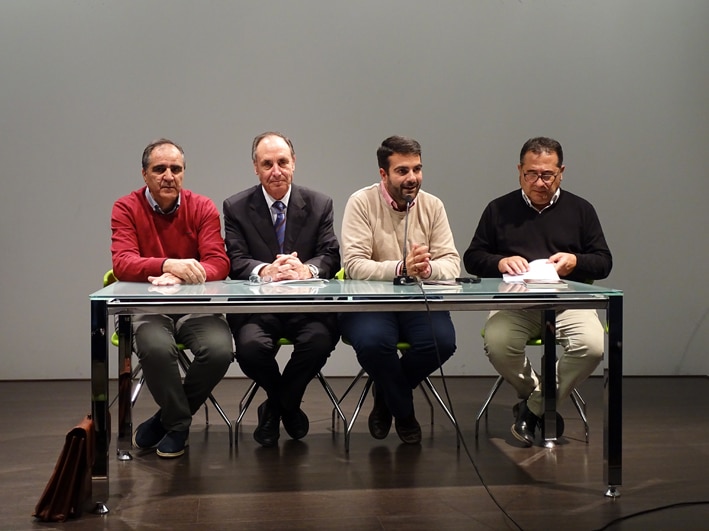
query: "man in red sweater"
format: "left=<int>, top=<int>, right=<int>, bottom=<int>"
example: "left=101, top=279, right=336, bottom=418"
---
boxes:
left=110, top=138, right=234, bottom=458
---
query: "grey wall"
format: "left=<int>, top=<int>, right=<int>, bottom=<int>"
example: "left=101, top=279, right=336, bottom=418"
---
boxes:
left=1, top=1, right=707, bottom=380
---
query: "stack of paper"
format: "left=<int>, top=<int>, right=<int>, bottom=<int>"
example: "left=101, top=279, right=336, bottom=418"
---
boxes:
left=503, top=258, right=560, bottom=284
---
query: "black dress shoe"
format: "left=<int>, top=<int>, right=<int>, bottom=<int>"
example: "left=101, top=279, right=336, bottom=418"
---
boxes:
left=395, top=413, right=422, bottom=445
left=368, top=387, right=392, bottom=439
left=511, top=400, right=540, bottom=447
left=282, top=408, right=309, bottom=440
left=254, top=401, right=280, bottom=448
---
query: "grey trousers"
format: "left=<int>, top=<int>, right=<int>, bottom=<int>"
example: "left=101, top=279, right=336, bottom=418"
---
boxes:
left=132, top=314, right=234, bottom=432
left=483, top=309, right=604, bottom=418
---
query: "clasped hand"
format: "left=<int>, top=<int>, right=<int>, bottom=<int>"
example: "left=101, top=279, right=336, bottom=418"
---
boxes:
left=406, top=243, right=432, bottom=279
left=260, top=252, right=311, bottom=281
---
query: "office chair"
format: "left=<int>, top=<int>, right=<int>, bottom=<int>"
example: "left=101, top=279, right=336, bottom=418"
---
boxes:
left=474, top=334, right=589, bottom=443
left=104, top=270, right=234, bottom=448
left=233, top=338, right=348, bottom=443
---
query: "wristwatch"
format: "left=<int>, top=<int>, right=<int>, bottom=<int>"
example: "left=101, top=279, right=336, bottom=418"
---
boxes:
left=307, top=264, right=319, bottom=279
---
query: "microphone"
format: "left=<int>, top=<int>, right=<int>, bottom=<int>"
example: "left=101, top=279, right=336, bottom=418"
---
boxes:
left=393, top=195, right=417, bottom=285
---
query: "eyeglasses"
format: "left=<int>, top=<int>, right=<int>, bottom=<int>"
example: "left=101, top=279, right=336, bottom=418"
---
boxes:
left=522, top=171, right=559, bottom=184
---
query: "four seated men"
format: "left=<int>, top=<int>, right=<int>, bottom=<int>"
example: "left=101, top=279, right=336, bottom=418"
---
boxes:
left=112, top=135, right=609, bottom=452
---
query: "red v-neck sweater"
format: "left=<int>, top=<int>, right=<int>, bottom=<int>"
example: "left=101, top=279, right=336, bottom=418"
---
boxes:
left=111, top=187, right=229, bottom=282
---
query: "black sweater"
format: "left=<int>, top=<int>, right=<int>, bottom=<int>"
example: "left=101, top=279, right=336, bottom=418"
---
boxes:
left=463, top=190, right=612, bottom=282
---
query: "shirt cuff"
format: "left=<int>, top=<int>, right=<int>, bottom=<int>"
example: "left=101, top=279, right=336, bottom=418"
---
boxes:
left=306, top=264, right=319, bottom=278
left=253, top=264, right=268, bottom=277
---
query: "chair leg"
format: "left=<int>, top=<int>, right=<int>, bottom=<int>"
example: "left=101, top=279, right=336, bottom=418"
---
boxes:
left=417, top=385, right=435, bottom=425
left=345, top=376, right=373, bottom=453
left=572, top=387, right=587, bottom=414
left=206, top=392, right=234, bottom=447
left=235, top=380, right=259, bottom=429
left=108, top=362, right=143, bottom=409
left=131, top=374, right=145, bottom=408
left=570, top=388, right=589, bottom=443
left=475, top=375, right=505, bottom=439
left=420, top=377, right=460, bottom=448
left=316, top=373, right=347, bottom=428
left=333, top=368, right=366, bottom=430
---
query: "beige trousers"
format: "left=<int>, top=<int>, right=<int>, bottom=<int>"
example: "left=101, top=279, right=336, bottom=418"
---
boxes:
left=483, top=309, right=604, bottom=418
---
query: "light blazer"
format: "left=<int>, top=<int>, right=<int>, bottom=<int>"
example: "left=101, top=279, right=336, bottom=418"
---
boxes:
left=223, top=184, right=341, bottom=280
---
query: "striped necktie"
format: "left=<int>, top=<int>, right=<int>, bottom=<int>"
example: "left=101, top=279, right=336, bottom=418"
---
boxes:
left=272, top=200, right=286, bottom=253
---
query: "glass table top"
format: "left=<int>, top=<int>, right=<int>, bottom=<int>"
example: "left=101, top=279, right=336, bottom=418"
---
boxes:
left=90, top=278, right=622, bottom=302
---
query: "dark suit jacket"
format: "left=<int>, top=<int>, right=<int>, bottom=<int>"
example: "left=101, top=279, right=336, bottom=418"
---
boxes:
left=223, top=184, right=341, bottom=280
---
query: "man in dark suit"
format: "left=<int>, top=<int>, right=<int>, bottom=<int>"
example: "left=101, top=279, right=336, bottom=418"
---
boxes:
left=223, top=131, right=341, bottom=448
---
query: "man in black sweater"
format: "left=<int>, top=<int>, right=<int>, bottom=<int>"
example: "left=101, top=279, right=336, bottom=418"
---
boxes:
left=464, top=137, right=612, bottom=447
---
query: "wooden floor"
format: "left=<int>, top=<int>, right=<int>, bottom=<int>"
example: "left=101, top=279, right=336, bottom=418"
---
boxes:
left=2, top=376, right=709, bottom=531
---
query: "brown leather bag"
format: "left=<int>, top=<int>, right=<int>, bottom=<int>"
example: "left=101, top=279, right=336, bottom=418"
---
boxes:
left=33, top=415, right=95, bottom=522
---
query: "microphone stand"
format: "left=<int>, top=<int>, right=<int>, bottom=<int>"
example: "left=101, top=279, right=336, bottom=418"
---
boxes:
left=393, top=196, right=417, bottom=285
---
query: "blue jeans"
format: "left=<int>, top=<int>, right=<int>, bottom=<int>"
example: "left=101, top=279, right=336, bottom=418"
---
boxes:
left=339, top=311, right=456, bottom=418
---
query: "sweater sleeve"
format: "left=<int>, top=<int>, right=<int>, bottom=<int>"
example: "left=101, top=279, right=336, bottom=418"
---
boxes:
left=110, top=195, right=165, bottom=281
left=425, top=200, right=461, bottom=280
left=193, top=197, right=230, bottom=281
left=463, top=203, right=506, bottom=277
left=571, top=202, right=612, bottom=282
left=342, top=189, right=400, bottom=280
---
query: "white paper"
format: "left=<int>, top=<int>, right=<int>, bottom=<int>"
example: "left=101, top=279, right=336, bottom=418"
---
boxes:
left=273, top=278, right=329, bottom=285
left=503, top=258, right=560, bottom=283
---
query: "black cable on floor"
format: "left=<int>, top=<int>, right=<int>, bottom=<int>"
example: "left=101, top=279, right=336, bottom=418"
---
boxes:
left=592, top=500, right=709, bottom=531
left=415, top=282, right=524, bottom=531
left=417, top=283, right=709, bottom=531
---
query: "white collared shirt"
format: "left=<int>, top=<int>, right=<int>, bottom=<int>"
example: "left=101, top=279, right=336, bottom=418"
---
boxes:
left=262, top=186, right=292, bottom=224
left=521, top=187, right=561, bottom=213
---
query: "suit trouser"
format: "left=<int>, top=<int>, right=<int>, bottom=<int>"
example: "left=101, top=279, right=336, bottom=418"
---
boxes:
left=132, top=314, right=234, bottom=432
left=483, top=309, right=604, bottom=418
left=230, top=313, right=338, bottom=413
left=338, top=311, right=456, bottom=419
